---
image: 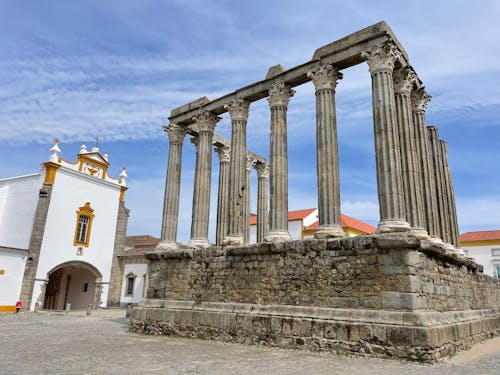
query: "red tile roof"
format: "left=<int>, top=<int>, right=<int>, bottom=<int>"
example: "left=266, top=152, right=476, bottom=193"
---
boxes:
left=250, top=208, right=375, bottom=235
left=304, top=214, right=375, bottom=235
left=340, top=213, right=376, bottom=234
left=125, top=235, right=160, bottom=248
left=459, top=230, right=500, bottom=242
left=249, top=208, right=316, bottom=225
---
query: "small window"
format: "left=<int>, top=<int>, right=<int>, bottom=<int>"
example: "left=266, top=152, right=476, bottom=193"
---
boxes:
left=83, top=283, right=89, bottom=292
left=125, top=273, right=136, bottom=297
left=491, top=248, right=500, bottom=257
left=74, top=202, right=95, bottom=247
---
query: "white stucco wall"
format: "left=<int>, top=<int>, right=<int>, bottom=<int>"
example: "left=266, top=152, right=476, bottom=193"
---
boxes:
left=289, top=220, right=303, bottom=240
left=120, top=263, right=147, bottom=304
left=0, top=248, right=27, bottom=308
left=462, top=244, right=500, bottom=278
left=32, top=167, right=121, bottom=310
left=0, top=174, right=42, bottom=249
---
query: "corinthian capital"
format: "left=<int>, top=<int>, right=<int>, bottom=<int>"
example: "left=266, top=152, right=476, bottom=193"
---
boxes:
left=215, top=146, right=231, bottom=163
left=361, top=42, right=403, bottom=74
left=411, top=87, right=432, bottom=112
left=256, top=163, right=269, bottom=178
left=307, top=63, right=343, bottom=91
left=267, top=80, right=295, bottom=108
left=224, top=99, right=250, bottom=121
left=246, top=155, right=256, bottom=171
left=191, top=111, right=221, bottom=133
left=164, top=124, right=187, bottom=144
left=393, top=67, right=416, bottom=94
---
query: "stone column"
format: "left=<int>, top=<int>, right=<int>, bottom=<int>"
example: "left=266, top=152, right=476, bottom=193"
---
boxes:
left=188, top=111, right=221, bottom=248
left=306, top=63, right=344, bottom=239
left=256, top=163, right=269, bottom=243
left=393, top=67, right=427, bottom=238
left=157, top=124, right=187, bottom=250
left=215, top=146, right=230, bottom=245
left=440, top=140, right=460, bottom=248
left=223, top=99, right=251, bottom=246
left=428, top=126, right=449, bottom=244
left=361, top=43, right=411, bottom=233
left=265, top=80, right=295, bottom=242
left=411, top=88, right=439, bottom=239
left=243, top=155, right=255, bottom=244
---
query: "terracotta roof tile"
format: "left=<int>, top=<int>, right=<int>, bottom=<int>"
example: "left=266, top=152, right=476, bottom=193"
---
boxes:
left=125, top=235, right=160, bottom=248
left=304, top=214, right=375, bottom=235
left=249, top=208, right=316, bottom=225
left=459, top=230, right=500, bottom=242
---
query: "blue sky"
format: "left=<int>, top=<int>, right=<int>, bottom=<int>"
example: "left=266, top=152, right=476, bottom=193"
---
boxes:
left=1, top=0, right=499, bottom=243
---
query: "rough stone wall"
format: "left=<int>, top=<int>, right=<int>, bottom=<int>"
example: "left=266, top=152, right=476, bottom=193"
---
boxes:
left=107, top=201, right=130, bottom=307
left=19, top=183, right=53, bottom=309
left=146, top=235, right=500, bottom=311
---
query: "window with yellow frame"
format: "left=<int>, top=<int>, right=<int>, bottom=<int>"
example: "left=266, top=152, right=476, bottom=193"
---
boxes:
left=74, top=202, right=95, bottom=247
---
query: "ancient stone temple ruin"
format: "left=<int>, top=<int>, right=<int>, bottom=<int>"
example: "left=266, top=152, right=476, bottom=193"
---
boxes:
left=131, top=22, right=500, bottom=361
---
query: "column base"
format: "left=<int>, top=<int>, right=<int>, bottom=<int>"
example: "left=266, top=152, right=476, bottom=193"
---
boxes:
left=429, top=236, right=444, bottom=246
left=314, top=225, right=345, bottom=239
left=410, top=227, right=431, bottom=240
left=154, top=241, right=181, bottom=252
left=264, top=230, right=292, bottom=243
left=376, top=219, right=411, bottom=234
left=222, top=235, right=245, bottom=246
left=187, top=239, right=211, bottom=248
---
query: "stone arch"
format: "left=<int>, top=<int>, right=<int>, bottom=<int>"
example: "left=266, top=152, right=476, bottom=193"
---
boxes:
left=43, top=261, right=103, bottom=310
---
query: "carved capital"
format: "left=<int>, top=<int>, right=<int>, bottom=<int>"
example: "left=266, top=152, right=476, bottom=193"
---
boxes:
left=224, top=99, right=250, bottom=122
left=361, top=42, right=402, bottom=74
left=215, top=146, right=231, bottom=163
left=256, top=164, right=269, bottom=178
left=190, top=135, right=199, bottom=147
left=307, top=63, right=343, bottom=91
left=165, top=124, right=187, bottom=144
left=267, top=80, right=295, bottom=108
left=411, top=87, right=432, bottom=112
left=246, top=155, right=256, bottom=172
left=393, top=67, right=416, bottom=94
left=191, top=111, right=221, bottom=133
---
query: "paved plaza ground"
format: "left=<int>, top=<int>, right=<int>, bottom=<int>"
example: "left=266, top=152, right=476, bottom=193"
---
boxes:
left=1, top=310, right=499, bottom=374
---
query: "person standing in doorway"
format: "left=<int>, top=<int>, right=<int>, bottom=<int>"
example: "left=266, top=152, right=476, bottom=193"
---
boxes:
left=15, top=301, right=22, bottom=313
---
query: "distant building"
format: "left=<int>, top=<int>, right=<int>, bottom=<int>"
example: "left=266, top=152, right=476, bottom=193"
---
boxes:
left=460, top=230, right=500, bottom=278
left=0, top=140, right=129, bottom=312
left=249, top=208, right=375, bottom=243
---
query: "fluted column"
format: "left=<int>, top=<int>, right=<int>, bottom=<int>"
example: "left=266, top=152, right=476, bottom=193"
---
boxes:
left=157, top=124, right=187, bottom=251
left=428, top=126, right=449, bottom=244
left=393, top=67, right=428, bottom=238
left=265, top=80, right=295, bottom=242
left=215, top=146, right=231, bottom=245
left=188, top=111, right=221, bottom=248
left=411, top=88, right=439, bottom=239
left=361, top=43, right=411, bottom=233
left=440, top=140, right=460, bottom=247
left=243, top=155, right=255, bottom=245
left=223, top=99, right=251, bottom=246
left=307, top=63, right=344, bottom=239
left=256, top=163, right=269, bottom=243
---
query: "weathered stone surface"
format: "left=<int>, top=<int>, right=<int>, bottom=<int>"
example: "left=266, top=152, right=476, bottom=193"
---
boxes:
left=135, top=236, right=500, bottom=361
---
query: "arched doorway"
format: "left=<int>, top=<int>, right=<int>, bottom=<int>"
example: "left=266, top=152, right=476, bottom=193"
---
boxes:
left=43, top=261, right=102, bottom=310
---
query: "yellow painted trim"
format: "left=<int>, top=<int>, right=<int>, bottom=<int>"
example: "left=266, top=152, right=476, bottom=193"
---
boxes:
left=344, top=227, right=368, bottom=236
left=77, top=153, right=109, bottom=178
left=120, top=186, right=128, bottom=202
left=43, top=162, right=61, bottom=184
left=0, top=306, right=16, bottom=312
left=460, top=240, right=500, bottom=247
left=73, top=202, right=95, bottom=248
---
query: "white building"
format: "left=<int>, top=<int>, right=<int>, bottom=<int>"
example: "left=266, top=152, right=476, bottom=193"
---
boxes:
left=249, top=208, right=375, bottom=243
left=460, top=230, right=500, bottom=278
left=0, top=140, right=129, bottom=312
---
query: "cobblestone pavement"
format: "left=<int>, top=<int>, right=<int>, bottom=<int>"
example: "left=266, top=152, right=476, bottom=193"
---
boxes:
left=1, top=312, right=499, bottom=375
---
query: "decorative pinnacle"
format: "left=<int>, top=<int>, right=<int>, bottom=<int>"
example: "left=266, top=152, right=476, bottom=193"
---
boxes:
left=49, top=139, right=61, bottom=163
